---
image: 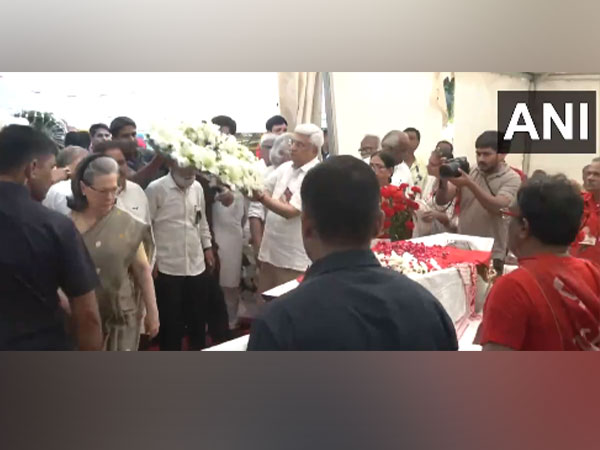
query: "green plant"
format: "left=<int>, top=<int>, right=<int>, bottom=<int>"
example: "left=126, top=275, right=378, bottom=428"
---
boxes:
left=14, top=110, right=67, bottom=147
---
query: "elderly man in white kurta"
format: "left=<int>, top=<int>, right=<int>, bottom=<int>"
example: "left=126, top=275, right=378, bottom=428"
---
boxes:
left=252, top=124, right=323, bottom=294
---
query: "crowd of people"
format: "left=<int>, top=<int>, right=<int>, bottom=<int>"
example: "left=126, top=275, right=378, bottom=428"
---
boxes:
left=0, top=112, right=599, bottom=351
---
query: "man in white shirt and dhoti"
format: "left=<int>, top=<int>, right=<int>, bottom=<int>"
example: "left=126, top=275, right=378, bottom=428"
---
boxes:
left=252, top=124, right=324, bottom=294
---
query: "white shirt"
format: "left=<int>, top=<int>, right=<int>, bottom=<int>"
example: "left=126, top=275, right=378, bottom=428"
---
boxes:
left=145, top=173, right=212, bottom=277
left=42, top=180, right=72, bottom=215
left=391, top=162, right=414, bottom=187
left=117, top=180, right=152, bottom=225
left=258, top=158, right=319, bottom=272
left=118, top=180, right=156, bottom=267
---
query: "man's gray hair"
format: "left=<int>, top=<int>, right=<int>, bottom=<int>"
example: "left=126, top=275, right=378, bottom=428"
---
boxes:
left=56, top=145, right=88, bottom=168
left=270, top=132, right=293, bottom=167
left=260, top=133, right=277, bottom=147
left=294, top=123, right=324, bottom=150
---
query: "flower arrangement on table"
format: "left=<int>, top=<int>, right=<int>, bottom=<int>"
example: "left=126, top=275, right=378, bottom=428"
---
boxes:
left=372, top=239, right=492, bottom=276
left=146, top=121, right=267, bottom=193
left=379, top=184, right=422, bottom=241
left=373, top=240, right=447, bottom=274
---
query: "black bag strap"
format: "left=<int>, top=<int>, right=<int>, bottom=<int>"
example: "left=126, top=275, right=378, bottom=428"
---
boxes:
left=483, top=175, right=497, bottom=197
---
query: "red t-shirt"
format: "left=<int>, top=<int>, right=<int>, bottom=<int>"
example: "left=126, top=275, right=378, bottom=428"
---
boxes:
left=571, top=192, right=600, bottom=267
left=480, top=254, right=600, bottom=350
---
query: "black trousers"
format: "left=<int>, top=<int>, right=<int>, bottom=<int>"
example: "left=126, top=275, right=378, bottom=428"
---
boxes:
left=154, top=271, right=213, bottom=351
left=492, top=258, right=505, bottom=276
left=205, top=272, right=231, bottom=345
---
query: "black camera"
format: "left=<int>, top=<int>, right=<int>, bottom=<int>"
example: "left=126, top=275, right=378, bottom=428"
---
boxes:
left=439, top=157, right=470, bottom=178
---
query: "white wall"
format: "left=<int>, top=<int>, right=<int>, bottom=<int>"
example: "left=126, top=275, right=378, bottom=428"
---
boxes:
left=528, top=75, right=600, bottom=181
left=0, top=72, right=280, bottom=133
left=330, top=72, right=445, bottom=162
left=453, top=72, right=531, bottom=169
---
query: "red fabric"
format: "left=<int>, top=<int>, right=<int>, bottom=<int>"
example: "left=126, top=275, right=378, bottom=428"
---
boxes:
left=571, top=192, right=600, bottom=267
left=439, top=247, right=491, bottom=268
left=480, top=254, right=600, bottom=350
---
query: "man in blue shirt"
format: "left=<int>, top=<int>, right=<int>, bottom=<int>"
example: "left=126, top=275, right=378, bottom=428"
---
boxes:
left=248, top=155, right=458, bottom=350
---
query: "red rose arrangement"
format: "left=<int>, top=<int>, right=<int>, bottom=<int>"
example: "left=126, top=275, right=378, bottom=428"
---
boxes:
left=380, top=184, right=422, bottom=241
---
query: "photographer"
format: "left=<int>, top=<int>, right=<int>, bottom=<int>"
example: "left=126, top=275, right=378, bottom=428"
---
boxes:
left=413, top=141, right=458, bottom=237
left=435, top=131, right=522, bottom=274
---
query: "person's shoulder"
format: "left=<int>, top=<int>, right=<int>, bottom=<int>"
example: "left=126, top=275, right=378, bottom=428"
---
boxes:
left=145, top=175, right=169, bottom=192
left=115, top=205, right=147, bottom=227
left=126, top=180, right=145, bottom=194
left=487, top=269, right=532, bottom=299
left=565, top=255, right=600, bottom=274
left=275, top=160, right=294, bottom=174
left=259, top=281, right=316, bottom=321
left=495, top=164, right=521, bottom=182
left=33, top=200, right=78, bottom=235
left=47, top=179, right=70, bottom=194
left=505, top=166, right=523, bottom=182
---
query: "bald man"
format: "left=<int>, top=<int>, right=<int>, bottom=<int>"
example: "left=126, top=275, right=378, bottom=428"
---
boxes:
left=381, top=130, right=413, bottom=186
left=359, top=135, right=380, bottom=162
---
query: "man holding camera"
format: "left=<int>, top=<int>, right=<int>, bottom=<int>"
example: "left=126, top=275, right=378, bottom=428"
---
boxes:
left=435, top=131, right=522, bottom=274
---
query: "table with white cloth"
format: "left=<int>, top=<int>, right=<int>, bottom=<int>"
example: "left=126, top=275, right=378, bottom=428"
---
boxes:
left=204, top=234, right=494, bottom=351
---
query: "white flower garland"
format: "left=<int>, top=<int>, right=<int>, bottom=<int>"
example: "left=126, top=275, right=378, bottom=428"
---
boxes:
left=147, top=121, right=267, bottom=193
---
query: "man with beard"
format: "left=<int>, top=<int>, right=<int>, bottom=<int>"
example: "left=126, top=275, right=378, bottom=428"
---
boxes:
left=436, top=130, right=522, bottom=275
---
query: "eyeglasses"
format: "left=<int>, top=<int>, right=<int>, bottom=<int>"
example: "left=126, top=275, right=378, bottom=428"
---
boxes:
left=86, top=184, right=119, bottom=196
left=370, top=163, right=388, bottom=171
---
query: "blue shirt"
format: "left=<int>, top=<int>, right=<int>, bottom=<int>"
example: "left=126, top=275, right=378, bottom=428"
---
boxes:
left=0, top=182, right=99, bottom=350
left=248, top=249, right=458, bottom=350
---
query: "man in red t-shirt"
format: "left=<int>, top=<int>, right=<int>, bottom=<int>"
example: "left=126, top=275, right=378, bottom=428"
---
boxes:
left=571, top=158, right=600, bottom=267
left=480, top=175, right=600, bottom=351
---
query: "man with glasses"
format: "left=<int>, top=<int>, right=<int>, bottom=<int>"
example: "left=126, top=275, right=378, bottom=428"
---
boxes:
left=436, top=130, right=522, bottom=275
left=479, top=175, right=600, bottom=351
left=359, top=134, right=380, bottom=162
left=252, top=124, right=323, bottom=294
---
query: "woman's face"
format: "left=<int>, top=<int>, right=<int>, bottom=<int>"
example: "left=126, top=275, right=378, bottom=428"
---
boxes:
left=370, top=155, right=393, bottom=187
left=81, top=173, right=119, bottom=216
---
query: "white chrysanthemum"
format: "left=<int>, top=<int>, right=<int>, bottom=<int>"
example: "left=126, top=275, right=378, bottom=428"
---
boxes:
left=173, top=151, right=192, bottom=168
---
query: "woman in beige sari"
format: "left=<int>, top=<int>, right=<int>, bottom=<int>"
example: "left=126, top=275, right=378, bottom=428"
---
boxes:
left=67, top=154, right=159, bottom=350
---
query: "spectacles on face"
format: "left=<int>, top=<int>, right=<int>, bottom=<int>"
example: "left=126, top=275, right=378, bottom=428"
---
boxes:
left=86, top=184, right=119, bottom=197
left=370, top=162, right=387, bottom=171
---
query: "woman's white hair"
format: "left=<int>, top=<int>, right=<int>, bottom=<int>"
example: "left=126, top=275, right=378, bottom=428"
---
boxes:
left=294, top=123, right=324, bottom=150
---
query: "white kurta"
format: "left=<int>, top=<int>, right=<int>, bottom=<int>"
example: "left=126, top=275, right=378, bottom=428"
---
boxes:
left=212, top=191, right=247, bottom=288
